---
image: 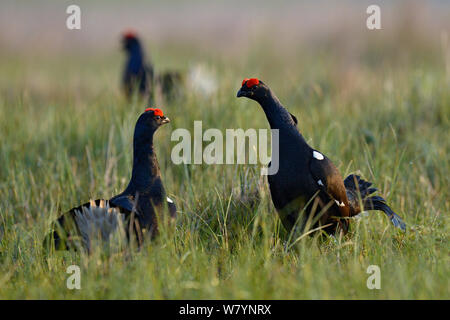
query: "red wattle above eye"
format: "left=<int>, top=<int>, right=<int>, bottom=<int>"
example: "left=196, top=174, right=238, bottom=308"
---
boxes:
left=145, top=107, right=164, bottom=117
left=123, top=29, right=137, bottom=39
left=242, top=78, right=250, bottom=86
left=246, top=78, right=259, bottom=88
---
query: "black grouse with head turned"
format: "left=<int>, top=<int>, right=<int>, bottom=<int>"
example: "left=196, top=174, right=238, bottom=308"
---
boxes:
left=46, top=108, right=176, bottom=250
left=237, top=78, right=406, bottom=235
left=122, top=30, right=154, bottom=103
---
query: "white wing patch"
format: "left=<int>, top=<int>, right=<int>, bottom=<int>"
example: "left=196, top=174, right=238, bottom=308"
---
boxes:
left=313, top=151, right=324, bottom=160
left=317, top=179, right=324, bottom=186
left=167, top=197, right=174, bottom=203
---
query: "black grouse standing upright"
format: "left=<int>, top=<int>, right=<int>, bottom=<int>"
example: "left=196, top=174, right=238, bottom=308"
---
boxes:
left=45, top=108, right=176, bottom=250
left=122, top=30, right=155, bottom=104
left=237, top=78, right=406, bottom=235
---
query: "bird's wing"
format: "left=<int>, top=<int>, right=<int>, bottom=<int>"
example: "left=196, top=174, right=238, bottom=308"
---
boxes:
left=308, top=150, right=350, bottom=218
left=289, top=112, right=298, bottom=126
left=109, top=195, right=136, bottom=214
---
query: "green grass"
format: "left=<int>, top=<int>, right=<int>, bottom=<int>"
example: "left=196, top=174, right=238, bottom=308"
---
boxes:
left=0, top=38, right=448, bottom=299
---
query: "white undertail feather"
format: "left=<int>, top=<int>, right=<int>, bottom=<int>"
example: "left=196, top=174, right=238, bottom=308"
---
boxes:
left=74, top=200, right=126, bottom=252
left=334, top=199, right=345, bottom=207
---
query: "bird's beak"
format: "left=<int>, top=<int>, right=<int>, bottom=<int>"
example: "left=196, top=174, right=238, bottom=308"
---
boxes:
left=161, top=117, right=170, bottom=124
left=236, top=88, right=245, bottom=98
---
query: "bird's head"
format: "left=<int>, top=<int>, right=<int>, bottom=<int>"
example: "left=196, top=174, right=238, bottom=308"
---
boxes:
left=236, top=78, right=268, bottom=101
left=122, top=30, right=140, bottom=51
left=135, top=107, right=170, bottom=136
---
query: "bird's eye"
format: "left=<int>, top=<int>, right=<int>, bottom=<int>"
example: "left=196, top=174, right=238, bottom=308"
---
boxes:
left=155, top=116, right=161, bottom=120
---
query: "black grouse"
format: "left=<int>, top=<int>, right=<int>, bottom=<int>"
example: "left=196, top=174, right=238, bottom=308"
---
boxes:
left=157, top=71, right=184, bottom=102
left=122, top=30, right=155, bottom=103
left=46, top=108, right=176, bottom=250
left=237, top=78, right=406, bottom=235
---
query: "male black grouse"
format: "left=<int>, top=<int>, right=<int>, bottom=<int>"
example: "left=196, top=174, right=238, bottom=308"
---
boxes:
left=46, top=108, right=176, bottom=250
left=122, top=30, right=155, bottom=103
left=237, top=78, right=406, bottom=235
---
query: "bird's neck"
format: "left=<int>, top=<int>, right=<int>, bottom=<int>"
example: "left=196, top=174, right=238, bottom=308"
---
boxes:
left=258, top=91, right=297, bottom=130
left=256, top=90, right=310, bottom=150
left=128, top=45, right=144, bottom=61
left=126, top=133, right=160, bottom=194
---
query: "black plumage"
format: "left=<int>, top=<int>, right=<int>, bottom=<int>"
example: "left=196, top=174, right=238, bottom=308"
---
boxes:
left=45, top=108, right=176, bottom=250
left=122, top=31, right=155, bottom=103
left=157, top=71, right=184, bottom=102
left=237, top=78, right=406, bottom=235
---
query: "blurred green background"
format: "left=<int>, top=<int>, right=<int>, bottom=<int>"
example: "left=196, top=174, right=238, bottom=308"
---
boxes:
left=0, top=0, right=448, bottom=299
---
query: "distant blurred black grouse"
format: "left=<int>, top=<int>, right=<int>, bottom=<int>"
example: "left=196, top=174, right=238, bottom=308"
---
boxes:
left=122, top=30, right=154, bottom=102
left=237, top=78, right=406, bottom=235
left=157, top=71, right=184, bottom=102
left=46, top=108, right=176, bottom=250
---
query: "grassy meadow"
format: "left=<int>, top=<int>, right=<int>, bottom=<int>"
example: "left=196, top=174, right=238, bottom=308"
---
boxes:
left=0, top=1, right=449, bottom=299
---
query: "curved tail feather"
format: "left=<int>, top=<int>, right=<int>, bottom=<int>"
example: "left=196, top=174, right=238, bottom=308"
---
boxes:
left=344, top=174, right=406, bottom=231
left=363, top=196, right=406, bottom=231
